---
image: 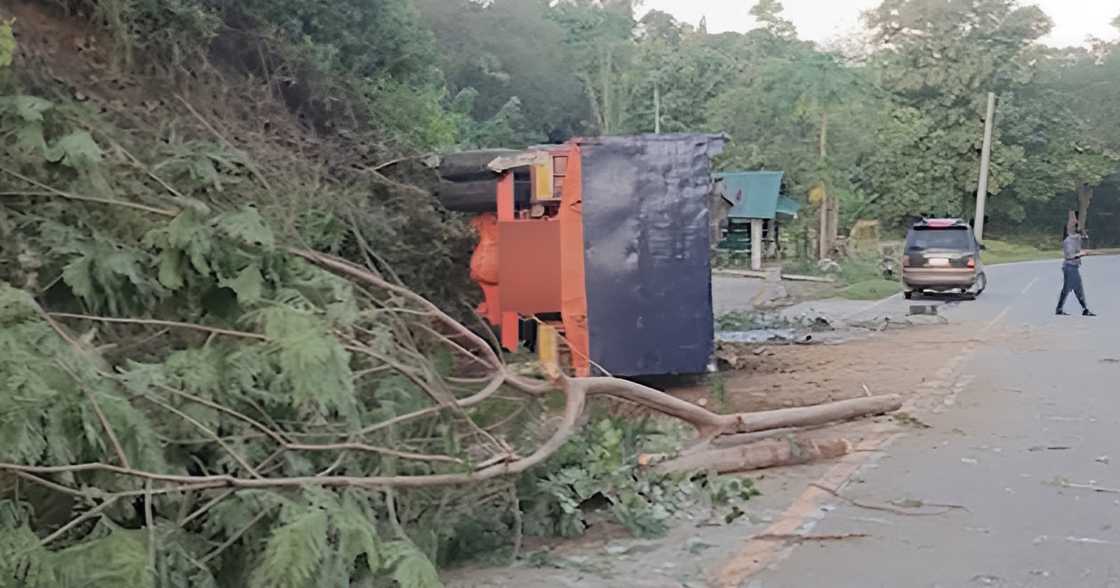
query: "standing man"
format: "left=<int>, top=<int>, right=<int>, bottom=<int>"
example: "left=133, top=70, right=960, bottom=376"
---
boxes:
left=1056, top=216, right=1096, bottom=317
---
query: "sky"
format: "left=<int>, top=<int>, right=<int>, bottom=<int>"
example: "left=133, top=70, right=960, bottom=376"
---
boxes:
left=639, top=1, right=1120, bottom=48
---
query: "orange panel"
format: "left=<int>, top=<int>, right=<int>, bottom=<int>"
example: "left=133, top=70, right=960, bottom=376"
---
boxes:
left=496, top=173, right=516, bottom=349
left=558, top=144, right=590, bottom=376
left=497, top=173, right=515, bottom=221
left=497, top=220, right=562, bottom=313
left=501, top=311, right=519, bottom=352
left=470, top=214, right=501, bottom=326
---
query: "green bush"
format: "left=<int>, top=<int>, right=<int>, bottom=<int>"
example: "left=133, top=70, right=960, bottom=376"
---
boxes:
left=520, top=415, right=757, bottom=541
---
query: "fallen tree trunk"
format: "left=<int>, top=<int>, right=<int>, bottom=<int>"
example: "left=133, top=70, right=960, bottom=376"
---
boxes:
left=653, top=434, right=853, bottom=475
left=435, top=149, right=515, bottom=181
left=572, top=376, right=900, bottom=439
left=433, top=176, right=532, bottom=212
left=434, top=178, right=501, bottom=212
left=728, top=395, right=901, bottom=434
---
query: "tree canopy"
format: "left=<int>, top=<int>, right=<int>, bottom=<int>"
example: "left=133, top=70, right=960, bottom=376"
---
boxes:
left=367, top=0, right=1120, bottom=235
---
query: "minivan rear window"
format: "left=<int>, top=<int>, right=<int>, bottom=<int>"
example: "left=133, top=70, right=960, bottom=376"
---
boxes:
left=906, top=226, right=973, bottom=251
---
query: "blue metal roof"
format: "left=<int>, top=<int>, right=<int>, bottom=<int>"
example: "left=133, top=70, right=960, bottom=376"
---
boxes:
left=717, top=171, right=799, bottom=220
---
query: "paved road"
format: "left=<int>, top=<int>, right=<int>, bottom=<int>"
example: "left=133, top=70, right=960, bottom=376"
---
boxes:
left=748, top=257, right=1120, bottom=588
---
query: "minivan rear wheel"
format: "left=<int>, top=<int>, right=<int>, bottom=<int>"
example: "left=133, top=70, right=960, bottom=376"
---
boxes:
left=973, top=272, right=987, bottom=297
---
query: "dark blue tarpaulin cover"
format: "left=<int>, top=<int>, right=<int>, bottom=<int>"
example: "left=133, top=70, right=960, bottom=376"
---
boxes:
left=578, top=134, right=726, bottom=376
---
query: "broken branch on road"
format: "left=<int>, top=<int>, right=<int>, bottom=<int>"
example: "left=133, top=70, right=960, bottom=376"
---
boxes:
left=1048, top=478, right=1120, bottom=495
left=810, top=483, right=968, bottom=516
left=753, top=533, right=869, bottom=543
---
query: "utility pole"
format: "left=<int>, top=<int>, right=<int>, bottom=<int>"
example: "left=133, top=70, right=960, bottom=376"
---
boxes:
left=653, top=84, right=661, bottom=134
left=974, top=92, right=996, bottom=243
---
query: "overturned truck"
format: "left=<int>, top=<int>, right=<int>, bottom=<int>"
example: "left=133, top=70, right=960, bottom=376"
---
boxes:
left=427, top=134, right=727, bottom=377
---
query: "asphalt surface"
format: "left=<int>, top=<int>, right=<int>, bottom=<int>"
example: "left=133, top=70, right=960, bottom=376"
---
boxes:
left=747, top=256, right=1120, bottom=588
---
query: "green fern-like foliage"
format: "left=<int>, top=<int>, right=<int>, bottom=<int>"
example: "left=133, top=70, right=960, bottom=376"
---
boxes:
left=0, top=18, right=14, bottom=68
left=0, top=57, right=724, bottom=585
left=251, top=503, right=329, bottom=588
left=0, top=83, right=482, bottom=586
left=0, top=78, right=746, bottom=588
left=52, top=528, right=152, bottom=588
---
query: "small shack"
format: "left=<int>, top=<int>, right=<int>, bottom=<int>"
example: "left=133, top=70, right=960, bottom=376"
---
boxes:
left=715, top=171, right=801, bottom=270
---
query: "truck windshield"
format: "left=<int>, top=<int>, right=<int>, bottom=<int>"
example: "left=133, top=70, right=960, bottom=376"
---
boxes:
left=906, top=227, right=973, bottom=251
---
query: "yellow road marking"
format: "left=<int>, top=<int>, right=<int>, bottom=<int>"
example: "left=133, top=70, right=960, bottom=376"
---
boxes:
left=714, top=298, right=1015, bottom=586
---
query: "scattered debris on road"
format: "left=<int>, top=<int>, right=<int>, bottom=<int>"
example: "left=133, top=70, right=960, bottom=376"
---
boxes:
left=1048, top=477, right=1120, bottom=495
left=1027, top=445, right=1072, bottom=452
left=752, top=533, right=869, bottom=543
left=810, top=483, right=967, bottom=517
left=892, top=412, right=933, bottom=429
left=908, top=304, right=939, bottom=316
left=1034, top=535, right=1119, bottom=546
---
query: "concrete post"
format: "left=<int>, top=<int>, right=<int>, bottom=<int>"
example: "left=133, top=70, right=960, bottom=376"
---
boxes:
left=975, top=92, right=996, bottom=243
left=751, top=218, right=764, bottom=271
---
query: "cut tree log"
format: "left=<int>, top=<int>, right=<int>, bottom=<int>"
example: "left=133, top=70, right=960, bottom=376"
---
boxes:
left=653, top=434, right=853, bottom=475
left=729, top=395, right=900, bottom=434
left=573, top=377, right=900, bottom=439
left=434, top=179, right=500, bottom=212
left=435, top=149, right=516, bottom=182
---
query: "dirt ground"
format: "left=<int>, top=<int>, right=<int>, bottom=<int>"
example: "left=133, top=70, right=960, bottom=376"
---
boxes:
left=443, top=321, right=977, bottom=587
left=676, top=323, right=970, bottom=414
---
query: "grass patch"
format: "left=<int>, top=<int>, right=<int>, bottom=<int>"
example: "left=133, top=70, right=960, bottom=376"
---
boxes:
left=781, top=255, right=900, bottom=301
left=779, top=257, right=828, bottom=277
left=835, top=256, right=884, bottom=284
left=839, top=278, right=902, bottom=300
left=981, top=239, right=1060, bottom=265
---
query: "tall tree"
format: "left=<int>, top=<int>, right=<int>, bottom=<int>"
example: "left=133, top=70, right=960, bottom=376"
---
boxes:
left=550, top=0, right=638, bottom=134
left=862, top=0, right=1054, bottom=220
left=617, top=12, right=740, bottom=134
left=750, top=0, right=797, bottom=40
left=415, top=0, right=592, bottom=144
left=1019, top=26, right=1120, bottom=237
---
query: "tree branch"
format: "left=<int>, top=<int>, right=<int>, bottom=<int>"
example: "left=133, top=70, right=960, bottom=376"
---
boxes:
left=290, top=249, right=502, bottom=369
left=41, top=497, right=121, bottom=547
left=0, top=166, right=178, bottom=217
left=137, top=393, right=263, bottom=478
left=0, top=381, right=586, bottom=489
left=199, top=507, right=273, bottom=564
left=83, top=387, right=133, bottom=470
left=49, top=313, right=270, bottom=343
left=357, top=374, right=506, bottom=436
left=284, top=441, right=465, bottom=465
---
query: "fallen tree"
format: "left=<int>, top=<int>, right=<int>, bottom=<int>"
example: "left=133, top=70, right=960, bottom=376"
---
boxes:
left=2, top=248, right=901, bottom=491
left=0, top=60, right=899, bottom=588
left=0, top=186, right=901, bottom=584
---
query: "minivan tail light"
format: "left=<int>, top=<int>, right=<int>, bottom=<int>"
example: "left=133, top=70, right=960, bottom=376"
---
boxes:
left=901, top=255, right=911, bottom=267
left=966, top=257, right=976, bottom=268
